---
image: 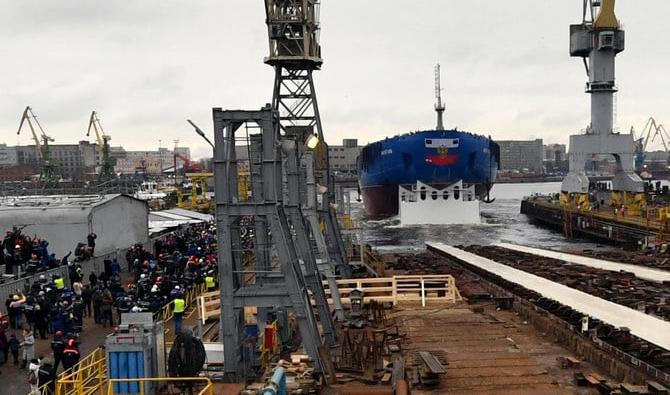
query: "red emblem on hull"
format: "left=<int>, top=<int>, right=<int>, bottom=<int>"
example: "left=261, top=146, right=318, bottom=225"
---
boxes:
left=425, top=155, right=458, bottom=165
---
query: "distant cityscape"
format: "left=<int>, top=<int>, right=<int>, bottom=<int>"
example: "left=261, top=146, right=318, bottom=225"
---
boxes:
left=1, top=137, right=665, bottom=183
left=0, top=138, right=364, bottom=182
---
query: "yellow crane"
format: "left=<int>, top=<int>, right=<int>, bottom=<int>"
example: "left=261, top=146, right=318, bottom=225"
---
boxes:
left=86, top=111, right=116, bottom=181
left=16, top=106, right=59, bottom=186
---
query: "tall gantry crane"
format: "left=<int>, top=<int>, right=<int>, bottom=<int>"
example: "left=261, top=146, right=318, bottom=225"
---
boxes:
left=17, top=106, right=59, bottom=186
left=86, top=111, right=116, bottom=181
left=561, top=0, right=644, bottom=203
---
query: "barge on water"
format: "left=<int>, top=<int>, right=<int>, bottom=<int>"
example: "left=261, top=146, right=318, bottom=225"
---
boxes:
left=520, top=194, right=670, bottom=246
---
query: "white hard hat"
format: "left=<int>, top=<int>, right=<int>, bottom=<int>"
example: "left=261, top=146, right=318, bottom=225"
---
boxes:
left=174, top=285, right=180, bottom=290
left=140, top=274, right=146, bottom=279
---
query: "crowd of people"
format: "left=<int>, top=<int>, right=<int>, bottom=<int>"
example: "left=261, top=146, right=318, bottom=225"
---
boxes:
left=0, top=222, right=218, bottom=393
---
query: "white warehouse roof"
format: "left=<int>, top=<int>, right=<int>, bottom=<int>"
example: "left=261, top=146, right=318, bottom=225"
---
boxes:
left=0, top=194, right=149, bottom=258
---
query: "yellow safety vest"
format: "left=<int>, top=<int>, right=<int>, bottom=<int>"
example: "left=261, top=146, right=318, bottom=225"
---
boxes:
left=173, top=298, right=185, bottom=314
left=205, top=276, right=215, bottom=289
left=55, top=278, right=65, bottom=290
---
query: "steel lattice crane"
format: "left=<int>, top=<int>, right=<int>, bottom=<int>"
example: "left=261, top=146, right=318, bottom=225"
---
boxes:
left=16, top=106, right=59, bottom=186
left=86, top=111, right=116, bottom=181
left=633, top=117, right=670, bottom=172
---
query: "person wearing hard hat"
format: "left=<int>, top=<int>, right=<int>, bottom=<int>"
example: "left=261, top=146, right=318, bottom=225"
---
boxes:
left=61, top=338, right=80, bottom=371
left=54, top=275, right=65, bottom=291
left=205, top=271, right=217, bottom=291
left=172, top=289, right=186, bottom=334
left=9, top=293, right=26, bottom=329
left=51, top=331, right=66, bottom=372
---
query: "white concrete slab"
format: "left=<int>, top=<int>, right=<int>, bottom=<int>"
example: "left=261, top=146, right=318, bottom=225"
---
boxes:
left=427, top=242, right=670, bottom=351
left=494, top=242, right=670, bottom=284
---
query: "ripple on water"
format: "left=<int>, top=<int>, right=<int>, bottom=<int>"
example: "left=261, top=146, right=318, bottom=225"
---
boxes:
left=358, top=182, right=605, bottom=253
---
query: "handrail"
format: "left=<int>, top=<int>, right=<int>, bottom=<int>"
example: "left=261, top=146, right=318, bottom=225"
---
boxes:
left=153, top=282, right=207, bottom=323
left=36, top=284, right=209, bottom=395
left=106, top=377, right=214, bottom=395
left=53, top=347, right=107, bottom=395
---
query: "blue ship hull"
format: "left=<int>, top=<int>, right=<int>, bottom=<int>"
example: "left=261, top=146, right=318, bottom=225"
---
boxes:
left=357, top=130, right=499, bottom=217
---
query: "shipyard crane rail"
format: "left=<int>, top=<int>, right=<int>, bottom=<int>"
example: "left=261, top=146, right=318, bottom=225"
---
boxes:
left=16, top=106, right=59, bottom=186
left=86, top=110, right=116, bottom=181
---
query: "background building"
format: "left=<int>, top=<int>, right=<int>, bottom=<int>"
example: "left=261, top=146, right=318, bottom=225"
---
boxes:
left=543, top=143, right=568, bottom=174
left=15, top=141, right=98, bottom=181
left=328, top=138, right=361, bottom=174
left=497, top=139, right=544, bottom=174
left=0, top=144, right=18, bottom=167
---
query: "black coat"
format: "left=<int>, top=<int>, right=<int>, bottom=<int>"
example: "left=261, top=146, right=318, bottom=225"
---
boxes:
left=38, top=362, right=56, bottom=388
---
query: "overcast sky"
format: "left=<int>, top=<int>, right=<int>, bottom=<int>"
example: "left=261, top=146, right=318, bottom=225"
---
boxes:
left=1, top=1, right=669, bottom=159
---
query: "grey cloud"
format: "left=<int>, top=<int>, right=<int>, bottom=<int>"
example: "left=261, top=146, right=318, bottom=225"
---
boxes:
left=1, top=0, right=669, bottom=158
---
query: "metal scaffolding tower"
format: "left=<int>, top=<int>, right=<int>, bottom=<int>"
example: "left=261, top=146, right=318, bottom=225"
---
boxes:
left=264, top=0, right=350, bottom=282
left=214, top=106, right=335, bottom=382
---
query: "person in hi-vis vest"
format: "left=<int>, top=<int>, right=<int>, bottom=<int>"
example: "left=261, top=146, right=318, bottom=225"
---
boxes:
left=205, top=270, right=217, bottom=291
left=172, top=290, right=186, bottom=334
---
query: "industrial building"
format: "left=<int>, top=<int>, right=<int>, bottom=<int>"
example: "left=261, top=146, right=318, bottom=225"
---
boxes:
left=328, top=138, right=361, bottom=174
left=0, top=141, right=197, bottom=180
left=13, top=141, right=99, bottom=181
left=0, top=143, right=17, bottom=167
left=497, top=139, right=544, bottom=174
left=543, top=143, right=567, bottom=162
left=543, top=143, right=568, bottom=173
left=0, top=194, right=148, bottom=258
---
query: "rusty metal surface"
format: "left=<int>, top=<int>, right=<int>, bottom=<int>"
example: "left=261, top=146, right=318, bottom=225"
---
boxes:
left=395, top=305, right=583, bottom=394
left=569, top=247, right=670, bottom=271
left=464, top=245, right=670, bottom=322
left=495, top=242, right=670, bottom=282
left=427, top=243, right=670, bottom=384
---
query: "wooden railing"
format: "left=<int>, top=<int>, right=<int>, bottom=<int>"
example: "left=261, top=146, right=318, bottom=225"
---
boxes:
left=196, top=275, right=462, bottom=324
left=197, top=290, right=221, bottom=324
left=323, top=275, right=461, bottom=307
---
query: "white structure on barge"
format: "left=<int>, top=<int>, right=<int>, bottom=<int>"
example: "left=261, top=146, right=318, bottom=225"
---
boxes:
left=399, top=181, right=480, bottom=225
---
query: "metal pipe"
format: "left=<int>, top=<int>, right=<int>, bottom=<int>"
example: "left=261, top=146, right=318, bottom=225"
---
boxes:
left=260, top=367, right=286, bottom=395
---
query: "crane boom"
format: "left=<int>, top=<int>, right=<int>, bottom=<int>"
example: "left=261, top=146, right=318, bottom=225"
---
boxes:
left=86, top=110, right=116, bottom=181
left=87, top=111, right=111, bottom=159
left=17, top=106, right=53, bottom=159
left=641, top=117, right=670, bottom=152
left=16, top=106, right=59, bottom=185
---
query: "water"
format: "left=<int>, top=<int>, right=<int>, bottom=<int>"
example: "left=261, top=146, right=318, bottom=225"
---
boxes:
left=356, top=182, right=602, bottom=253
